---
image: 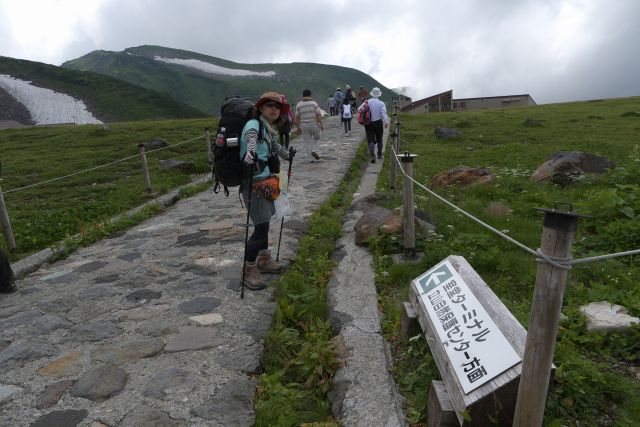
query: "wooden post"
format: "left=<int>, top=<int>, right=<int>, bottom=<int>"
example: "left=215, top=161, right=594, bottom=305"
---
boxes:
left=389, top=99, right=398, bottom=190
left=0, top=177, right=17, bottom=252
left=400, top=152, right=417, bottom=259
left=138, top=144, right=152, bottom=193
left=204, top=128, right=213, bottom=164
left=513, top=207, right=582, bottom=426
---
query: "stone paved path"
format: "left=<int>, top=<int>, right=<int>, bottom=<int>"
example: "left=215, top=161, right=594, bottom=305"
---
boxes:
left=0, top=115, right=366, bottom=427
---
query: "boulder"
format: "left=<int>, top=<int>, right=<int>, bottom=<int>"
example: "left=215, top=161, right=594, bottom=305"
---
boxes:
left=355, top=206, right=435, bottom=246
left=429, top=166, right=494, bottom=189
left=434, top=127, right=463, bottom=139
left=579, top=301, right=639, bottom=332
left=159, top=159, right=195, bottom=171
left=530, top=151, right=615, bottom=185
left=145, top=138, right=168, bottom=149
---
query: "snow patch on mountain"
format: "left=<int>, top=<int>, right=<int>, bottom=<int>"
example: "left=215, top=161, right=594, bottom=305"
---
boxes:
left=0, top=75, right=102, bottom=125
left=154, top=56, right=276, bottom=77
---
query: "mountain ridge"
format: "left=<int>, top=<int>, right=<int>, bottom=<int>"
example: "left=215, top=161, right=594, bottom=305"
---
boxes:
left=63, top=45, right=397, bottom=116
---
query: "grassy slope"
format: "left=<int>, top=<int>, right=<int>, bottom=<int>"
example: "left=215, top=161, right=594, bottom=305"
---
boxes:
left=373, top=97, right=640, bottom=425
left=0, top=56, right=208, bottom=122
left=62, top=45, right=397, bottom=116
left=0, top=118, right=214, bottom=258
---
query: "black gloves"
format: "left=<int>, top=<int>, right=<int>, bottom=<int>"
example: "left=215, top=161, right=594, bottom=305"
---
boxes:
left=288, top=147, right=297, bottom=160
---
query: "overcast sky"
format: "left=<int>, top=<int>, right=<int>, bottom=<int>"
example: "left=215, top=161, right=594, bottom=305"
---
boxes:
left=1, top=0, right=639, bottom=104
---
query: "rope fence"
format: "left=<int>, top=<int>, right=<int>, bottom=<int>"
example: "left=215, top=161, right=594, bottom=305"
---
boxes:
left=389, top=142, right=640, bottom=267
left=0, top=132, right=205, bottom=251
left=3, top=134, right=202, bottom=194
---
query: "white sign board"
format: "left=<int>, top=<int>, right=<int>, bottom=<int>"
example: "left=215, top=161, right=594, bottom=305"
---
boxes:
left=413, top=259, right=521, bottom=394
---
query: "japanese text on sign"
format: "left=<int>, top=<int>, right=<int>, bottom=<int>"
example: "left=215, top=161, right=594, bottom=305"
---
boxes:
left=413, top=259, right=521, bottom=394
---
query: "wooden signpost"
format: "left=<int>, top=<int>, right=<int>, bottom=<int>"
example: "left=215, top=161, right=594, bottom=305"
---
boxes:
left=407, top=255, right=530, bottom=426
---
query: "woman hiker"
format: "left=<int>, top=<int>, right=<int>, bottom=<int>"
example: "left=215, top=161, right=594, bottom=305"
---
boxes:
left=240, top=92, right=296, bottom=290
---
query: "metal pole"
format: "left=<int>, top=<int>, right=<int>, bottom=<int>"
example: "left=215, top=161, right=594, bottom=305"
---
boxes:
left=389, top=99, right=398, bottom=190
left=204, top=128, right=213, bottom=164
left=138, top=144, right=152, bottom=193
left=0, top=162, right=16, bottom=252
left=401, top=152, right=417, bottom=259
left=514, top=205, right=582, bottom=426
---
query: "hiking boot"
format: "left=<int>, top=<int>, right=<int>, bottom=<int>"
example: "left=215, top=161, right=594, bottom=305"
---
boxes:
left=257, top=250, right=284, bottom=274
left=377, top=153, right=382, bottom=159
left=311, top=152, right=320, bottom=160
left=370, top=157, right=376, bottom=164
left=243, top=261, right=266, bottom=290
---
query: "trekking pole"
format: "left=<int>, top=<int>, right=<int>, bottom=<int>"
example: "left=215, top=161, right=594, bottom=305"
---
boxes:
left=275, top=154, right=294, bottom=262
left=241, top=159, right=255, bottom=299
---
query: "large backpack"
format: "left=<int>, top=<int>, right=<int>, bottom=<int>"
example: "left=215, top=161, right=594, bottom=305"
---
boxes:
left=357, top=100, right=372, bottom=125
left=212, top=96, right=262, bottom=196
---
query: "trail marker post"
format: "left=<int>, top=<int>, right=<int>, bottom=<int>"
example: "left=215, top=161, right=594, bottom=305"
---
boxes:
left=138, top=144, right=152, bottom=193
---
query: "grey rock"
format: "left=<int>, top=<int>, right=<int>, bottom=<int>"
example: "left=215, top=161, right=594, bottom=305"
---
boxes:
left=124, top=289, right=162, bottom=307
left=36, top=379, right=74, bottom=409
left=434, top=127, right=463, bottom=138
left=70, top=365, right=128, bottom=402
left=242, top=315, right=273, bottom=339
left=142, top=367, right=198, bottom=400
left=0, top=384, right=22, bottom=404
left=217, top=343, right=262, bottom=373
left=145, top=138, right=168, bottom=149
left=73, top=261, right=108, bottom=273
left=117, top=252, right=141, bottom=261
left=531, top=151, right=615, bottom=185
left=91, top=338, right=164, bottom=365
left=79, top=286, right=118, bottom=300
left=66, top=321, right=123, bottom=343
left=25, top=314, right=72, bottom=336
left=580, top=301, right=640, bottom=332
left=353, top=206, right=392, bottom=246
left=38, top=297, right=77, bottom=314
left=29, top=409, right=88, bottom=427
left=0, top=309, right=43, bottom=330
left=177, top=296, right=222, bottom=314
left=138, top=321, right=178, bottom=338
left=159, top=159, right=194, bottom=171
left=93, top=274, right=121, bottom=284
left=190, top=377, right=257, bottom=424
left=0, top=340, right=57, bottom=364
left=303, top=182, right=324, bottom=189
left=164, top=326, right=224, bottom=352
left=120, top=405, right=188, bottom=427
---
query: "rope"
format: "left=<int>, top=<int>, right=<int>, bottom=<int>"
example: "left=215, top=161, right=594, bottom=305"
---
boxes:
left=389, top=144, right=639, bottom=268
left=4, top=135, right=202, bottom=194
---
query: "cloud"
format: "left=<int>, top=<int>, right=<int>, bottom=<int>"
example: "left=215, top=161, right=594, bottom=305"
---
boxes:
left=1, top=0, right=638, bottom=104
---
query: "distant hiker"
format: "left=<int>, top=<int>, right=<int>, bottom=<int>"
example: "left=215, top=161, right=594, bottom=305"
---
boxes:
left=240, top=92, right=296, bottom=290
left=341, top=98, right=352, bottom=136
left=345, top=84, right=356, bottom=113
left=363, top=87, right=389, bottom=163
left=0, top=248, right=17, bottom=294
left=357, top=85, right=368, bottom=106
left=278, top=95, right=295, bottom=149
left=294, top=89, right=324, bottom=162
left=333, top=87, right=344, bottom=116
left=327, top=94, right=337, bottom=116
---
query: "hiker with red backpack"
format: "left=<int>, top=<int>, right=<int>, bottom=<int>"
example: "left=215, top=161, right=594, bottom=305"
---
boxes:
left=240, top=92, right=296, bottom=291
left=359, top=87, right=389, bottom=163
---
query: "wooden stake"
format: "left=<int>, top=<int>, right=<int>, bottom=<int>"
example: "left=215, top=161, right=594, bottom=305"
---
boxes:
left=401, top=152, right=417, bottom=259
left=514, top=207, right=581, bottom=426
left=138, top=144, right=152, bottom=193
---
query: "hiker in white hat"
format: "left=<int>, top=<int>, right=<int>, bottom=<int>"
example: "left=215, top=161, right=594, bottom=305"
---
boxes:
left=362, top=87, right=389, bottom=163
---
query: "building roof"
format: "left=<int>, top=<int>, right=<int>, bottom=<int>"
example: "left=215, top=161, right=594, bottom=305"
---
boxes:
left=400, top=90, right=452, bottom=112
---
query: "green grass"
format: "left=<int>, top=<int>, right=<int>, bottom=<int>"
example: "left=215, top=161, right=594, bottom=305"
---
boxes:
left=0, top=118, right=215, bottom=259
left=255, top=141, right=370, bottom=426
left=372, top=97, right=640, bottom=426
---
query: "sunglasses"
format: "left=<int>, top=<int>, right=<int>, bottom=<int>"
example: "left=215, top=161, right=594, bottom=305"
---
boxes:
left=263, top=102, right=282, bottom=110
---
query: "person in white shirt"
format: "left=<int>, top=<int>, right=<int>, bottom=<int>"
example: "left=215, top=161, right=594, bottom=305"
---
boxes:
left=364, top=87, right=389, bottom=163
left=294, top=89, right=324, bottom=162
